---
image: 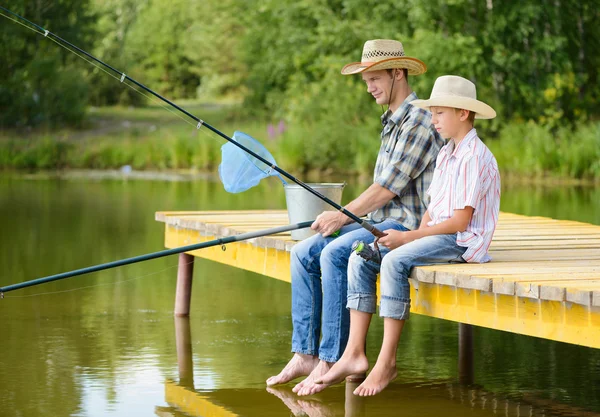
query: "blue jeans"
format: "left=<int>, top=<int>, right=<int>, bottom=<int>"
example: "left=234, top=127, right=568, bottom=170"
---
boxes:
left=290, top=219, right=408, bottom=362
left=347, top=233, right=467, bottom=320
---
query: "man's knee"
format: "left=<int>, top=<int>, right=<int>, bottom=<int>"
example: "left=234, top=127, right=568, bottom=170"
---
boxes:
left=291, top=234, right=322, bottom=261
left=320, top=238, right=352, bottom=265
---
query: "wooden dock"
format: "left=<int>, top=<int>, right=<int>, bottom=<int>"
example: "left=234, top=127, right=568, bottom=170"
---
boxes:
left=156, top=210, right=600, bottom=349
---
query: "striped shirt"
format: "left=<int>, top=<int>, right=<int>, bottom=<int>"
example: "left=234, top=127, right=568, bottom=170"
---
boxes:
left=426, top=128, right=501, bottom=263
left=369, top=92, right=445, bottom=230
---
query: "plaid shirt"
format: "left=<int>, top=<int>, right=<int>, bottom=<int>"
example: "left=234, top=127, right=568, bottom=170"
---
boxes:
left=368, top=92, right=445, bottom=230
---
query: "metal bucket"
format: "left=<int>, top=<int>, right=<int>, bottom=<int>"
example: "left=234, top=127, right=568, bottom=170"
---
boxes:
left=284, top=183, right=345, bottom=241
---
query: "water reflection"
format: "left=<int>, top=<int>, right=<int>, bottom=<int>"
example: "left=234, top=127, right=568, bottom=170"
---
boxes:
left=267, top=384, right=365, bottom=417
left=1, top=176, right=599, bottom=417
left=165, top=314, right=599, bottom=417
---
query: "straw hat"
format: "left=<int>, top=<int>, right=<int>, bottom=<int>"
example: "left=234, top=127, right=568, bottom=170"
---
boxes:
left=411, top=75, right=496, bottom=119
left=341, top=39, right=427, bottom=76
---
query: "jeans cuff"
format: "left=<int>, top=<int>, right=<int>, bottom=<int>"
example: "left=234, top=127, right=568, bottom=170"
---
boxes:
left=347, top=294, right=377, bottom=314
left=292, top=347, right=318, bottom=356
left=379, top=296, right=411, bottom=320
left=319, top=353, right=340, bottom=363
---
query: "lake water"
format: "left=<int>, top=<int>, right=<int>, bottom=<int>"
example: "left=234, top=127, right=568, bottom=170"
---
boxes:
left=0, top=175, right=599, bottom=417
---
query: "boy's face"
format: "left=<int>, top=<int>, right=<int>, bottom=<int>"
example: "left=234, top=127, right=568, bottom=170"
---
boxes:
left=430, top=106, right=469, bottom=139
left=361, top=70, right=394, bottom=106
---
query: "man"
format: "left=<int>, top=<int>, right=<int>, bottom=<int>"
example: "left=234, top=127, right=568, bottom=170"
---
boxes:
left=266, top=39, right=444, bottom=396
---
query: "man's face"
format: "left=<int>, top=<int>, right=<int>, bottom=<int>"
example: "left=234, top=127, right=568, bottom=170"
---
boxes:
left=361, top=70, right=394, bottom=105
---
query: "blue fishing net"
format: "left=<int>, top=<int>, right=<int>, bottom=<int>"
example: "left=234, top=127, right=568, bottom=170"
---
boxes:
left=218, top=131, right=286, bottom=193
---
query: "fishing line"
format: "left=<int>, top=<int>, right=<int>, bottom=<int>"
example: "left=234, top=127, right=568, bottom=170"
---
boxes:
left=2, top=7, right=245, bottom=176
left=0, top=6, right=384, bottom=238
left=0, top=10, right=197, bottom=129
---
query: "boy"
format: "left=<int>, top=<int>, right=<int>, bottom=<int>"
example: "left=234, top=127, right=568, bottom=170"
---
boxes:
left=313, top=75, right=501, bottom=397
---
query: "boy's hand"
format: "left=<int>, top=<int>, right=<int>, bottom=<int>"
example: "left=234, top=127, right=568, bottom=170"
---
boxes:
left=378, top=229, right=417, bottom=250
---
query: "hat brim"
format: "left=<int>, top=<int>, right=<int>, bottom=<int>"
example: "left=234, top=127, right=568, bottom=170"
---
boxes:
left=341, top=57, right=427, bottom=76
left=411, top=96, right=496, bottom=119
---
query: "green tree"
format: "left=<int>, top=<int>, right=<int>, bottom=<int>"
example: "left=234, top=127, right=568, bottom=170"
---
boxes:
left=0, top=0, right=96, bottom=127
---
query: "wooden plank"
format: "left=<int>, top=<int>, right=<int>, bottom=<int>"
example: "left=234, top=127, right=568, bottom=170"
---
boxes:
left=493, top=230, right=600, bottom=237
left=488, top=249, right=600, bottom=262
left=489, top=241, right=600, bottom=249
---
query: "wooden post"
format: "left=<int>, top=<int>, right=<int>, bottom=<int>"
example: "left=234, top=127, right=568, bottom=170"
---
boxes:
left=174, top=253, right=194, bottom=316
left=458, top=323, right=474, bottom=385
left=175, top=316, right=194, bottom=388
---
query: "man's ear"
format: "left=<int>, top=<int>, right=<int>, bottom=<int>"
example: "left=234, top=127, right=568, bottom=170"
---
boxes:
left=394, top=69, right=405, bottom=82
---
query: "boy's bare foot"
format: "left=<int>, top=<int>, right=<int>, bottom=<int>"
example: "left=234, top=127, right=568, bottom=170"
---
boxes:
left=303, top=353, right=369, bottom=396
left=267, top=353, right=319, bottom=386
left=353, top=361, right=397, bottom=397
left=293, top=360, right=333, bottom=396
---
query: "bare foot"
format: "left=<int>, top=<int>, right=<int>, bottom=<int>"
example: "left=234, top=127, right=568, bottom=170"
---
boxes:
left=353, top=361, right=397, bottom=397
left=293, top=360, right=333, bottom=396
left=266, top=386, right=305, bottom=416
left=303, top=353, right=369, bottom=396
left=297, top=399, right=338, bottom=417
left=266, top=353, right=319, bottom=386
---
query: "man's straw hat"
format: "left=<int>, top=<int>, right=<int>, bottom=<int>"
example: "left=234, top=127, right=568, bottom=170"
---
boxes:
left=411, top=75, right=496, bottom=119
left=341, top=39, right=427, bottom=76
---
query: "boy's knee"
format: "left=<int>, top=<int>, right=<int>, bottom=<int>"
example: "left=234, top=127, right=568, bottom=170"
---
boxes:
left=381, top=253, right=411, bottom=278
left=347, top=252, right=364, bottom=279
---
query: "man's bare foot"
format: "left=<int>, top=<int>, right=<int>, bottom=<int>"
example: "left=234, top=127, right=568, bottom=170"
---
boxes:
left=266, top=353, right=319, bottom=386
left=297, top=399, right=337, bottom=417
left=293, top=360, right=333, bottom=396
left=266, top=386, right=305, bottom=416
left=302, top=353, right=369, bottom=396
left=353, top=360, right=397, bottom=397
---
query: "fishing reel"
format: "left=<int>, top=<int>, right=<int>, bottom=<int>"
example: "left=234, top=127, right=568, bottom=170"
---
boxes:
left=351, top=240, right=381, bottom=264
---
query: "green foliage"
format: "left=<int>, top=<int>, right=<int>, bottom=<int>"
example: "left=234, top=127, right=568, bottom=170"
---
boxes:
left=0, top=136, right=73, bottom=170
left=86, top=0, right=147, bottom=106
left=0, top=0, right=96, bottom=128
left=228, top=0, right=600, bottom=127
left=488, top=121, right=600, bottom=179
left=2, top=0, right=599, bottom=180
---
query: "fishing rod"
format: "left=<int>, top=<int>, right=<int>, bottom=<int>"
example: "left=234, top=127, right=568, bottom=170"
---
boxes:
left=0, top=221, right=313, bottom=296
left=0, top=6, right=384, bottom=239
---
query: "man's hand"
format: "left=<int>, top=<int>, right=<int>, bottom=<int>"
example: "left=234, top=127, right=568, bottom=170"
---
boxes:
left=377, top=229, right=418, bottom=250
left=311, top=211, right=347, bottom=237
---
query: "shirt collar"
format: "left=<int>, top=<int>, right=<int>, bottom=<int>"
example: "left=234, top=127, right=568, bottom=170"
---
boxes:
left=443, top=128, right=478, bottom=158
left=380, top=92, right=419, bottom=127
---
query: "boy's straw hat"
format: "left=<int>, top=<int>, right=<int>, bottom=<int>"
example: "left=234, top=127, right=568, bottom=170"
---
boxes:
left=341, top=39, right=427, bottom=76
left=411, top=75, right=496, bottom=119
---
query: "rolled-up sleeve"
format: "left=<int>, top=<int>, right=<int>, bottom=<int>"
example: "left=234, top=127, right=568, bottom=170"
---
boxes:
left=375, top=124, right=437, bottom=196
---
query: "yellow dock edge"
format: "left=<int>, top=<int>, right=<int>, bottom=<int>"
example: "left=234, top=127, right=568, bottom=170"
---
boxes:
left=165, top=225, right=600, bottom=349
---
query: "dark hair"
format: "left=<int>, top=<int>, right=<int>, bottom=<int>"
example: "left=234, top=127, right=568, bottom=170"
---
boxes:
left=467, top=111, right=476, bottom=124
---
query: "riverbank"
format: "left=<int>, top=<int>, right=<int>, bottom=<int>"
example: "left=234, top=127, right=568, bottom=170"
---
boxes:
left=1, top=104, right=599, bottom=183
